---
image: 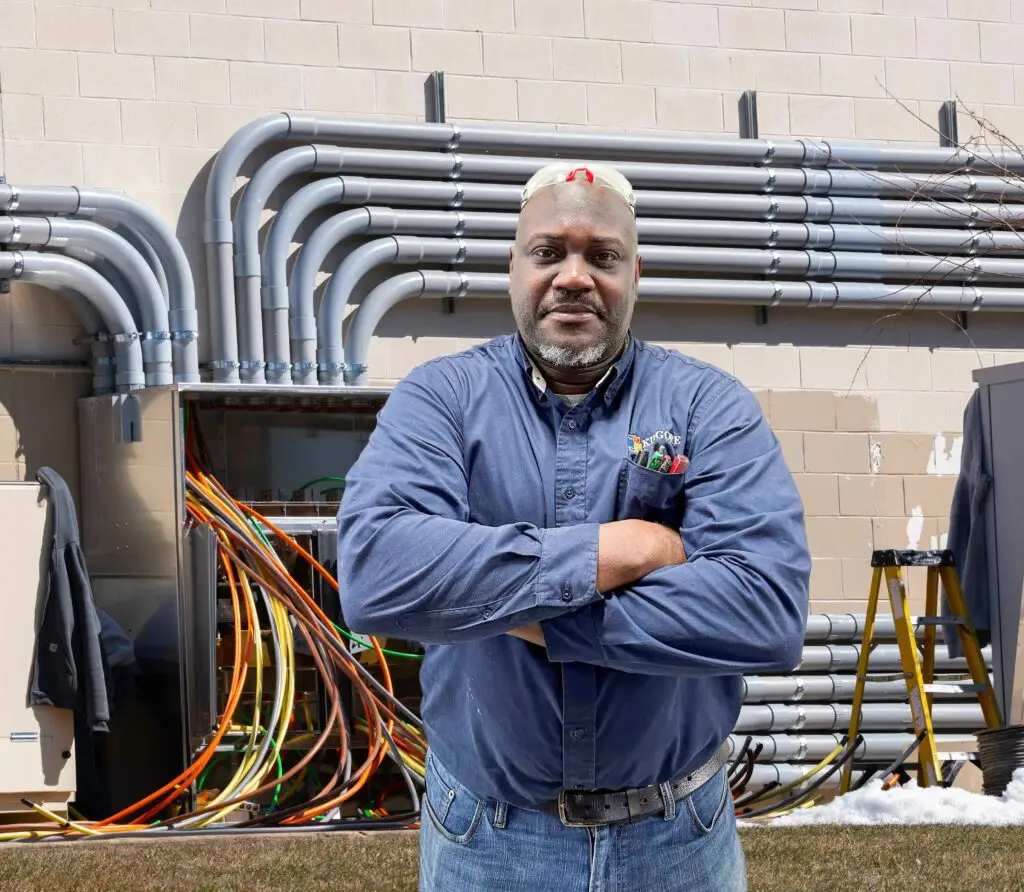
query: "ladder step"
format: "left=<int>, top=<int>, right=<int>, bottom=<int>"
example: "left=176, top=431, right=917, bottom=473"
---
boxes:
left=915, top=617, right=966, bottom=626
left=923, top=683, right=988, bottom=694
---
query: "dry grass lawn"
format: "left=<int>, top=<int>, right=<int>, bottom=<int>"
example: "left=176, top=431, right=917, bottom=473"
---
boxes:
left=0, top=826, right=1022, bottom=891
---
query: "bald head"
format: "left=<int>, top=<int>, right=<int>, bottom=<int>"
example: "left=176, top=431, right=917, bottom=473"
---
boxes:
left=509, top=169, right=641, bottom=373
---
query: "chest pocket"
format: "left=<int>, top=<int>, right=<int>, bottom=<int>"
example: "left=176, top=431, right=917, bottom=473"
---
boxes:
left=616, top=456, right=687, bottom=528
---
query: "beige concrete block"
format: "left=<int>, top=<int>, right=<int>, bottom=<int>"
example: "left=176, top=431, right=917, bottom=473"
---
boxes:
left=303, top=67, right=377, bottom=114
left=446, top=75, right=518, bottom=121
left=651, top=2, right=718, bottom=47
left=1014, top=0, right=1024, bottom=22
left=785, top=10, right=851, bottom=55
left=374, top=71, right=426, bottom=116
left=873, top=391, right=966, bottom=433
left=196, top=104, right=275, bottom=147
left=485, top=35, right=552, bottom=79
left=810, top=557, right=844, bottom=601
left=872, top=516, right=925, bottom=551
left=374, top=0, right=442, bottom=27
left=838, top=474, right=906, bottom=517
left=11, top=283, right=76, bottom=327
left=79, top=52, right=155, bottom=100
left=752, top=389, right=770, bottom=420
left=156, top=58, right=230, bottom=105
left=854, top=98, right=922, bottom=142
left=807, top=516, right=874, bottom=560
left=726, top=90, right=790, bottom=137
left=948, top=62, right=1014, bottom=105
left=794, top=474, right=841, bottom=516
left=836, top=394, right=881, bottom=433
left=266, top=20, right=339, bottom=66
left=805, top=432, right=871, bottom=474
left=821, top=53, right=885, bottom=98
left=227, top=0, right=299, bottom=16
left=764, top=0, right=816, bottom=8
left=587, top=84, right=655, bottom=128
left=801, top=347, right=869, bottom=391
left=11, top=324, right=83, bottom=357
left=152, top=0, right=225, bottom=10
left=789, top=94, right=855, bottom=138
left=339, top=24, right=411, bottom=71
left=158, top=146, right=214, bottom=193
left=655, top=88, right=723, bottom=133
left=668, top=342, right=733, bottom=372
left=733, top=345, right=801, bottom=389
left=230, top=61, right=304, bottom=108
left=2, top=140, right=83, bottom=186
left=190, top=13, right=264, bottom=61
left=516, top=0, right=585, bottom=37
left=865, top=349, right=932, bottom=392
left=121, top=100, right=197, bottom=146
left=1, top=94, right=43, bottom=141
left=621, top=43, right=688, bottom=87
left=868, top=434, right=937, bottom=474
left=553, top=38, right=622, bottom=83
left=949, top=0, right=1011, bottom=20
left=413, top=29, right=482, bottom=75
left=851, top=14, right=914, bottom=57
left=719, top=7, right=785, bottom=50
left=819, top=0, right=881, bottom=10
left=755, top=51, right=821, bottom=94
left=777, top=430, right=804, bottom=472
left=82, top=143, right=160, bottom=190
left=769, top=390, right=837, bottom=432
left=930, top=348, right=995, bottom=391
left=980, top=23, right=1024, bottom=64
left=518, top=80, right=587, bottom=124
left=38, top=4, right=113, bottom=51
left=301, top=0, right=370, bottom=22
left=584, top=0, right=652, bottom=42
left=43, top=96, right=121, bottom=143
left=0, top=1, right=35, bottom=48
left=689, top=48, right=757, bottom=91
left=445, top=0, right=514, bottom=32
left=885, top=58, right=951, bottom=102
left=884, top=0, right=944, bottom=14
left=977, top=102, right=1024, bottom=138
left=114, top=9, right=190, bottom=55
left=0, top=49, right=79, bottom=97
left=903, top=476, right=956, bottom=516
left=841, top=558, right=874, bottom=601
left=918, top=18, right=981, bottom=63
left=814, top=599, right=869, bottom=614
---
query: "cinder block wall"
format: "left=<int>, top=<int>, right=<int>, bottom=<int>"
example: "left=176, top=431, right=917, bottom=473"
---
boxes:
left=2, top=0, right=1024, bottom=613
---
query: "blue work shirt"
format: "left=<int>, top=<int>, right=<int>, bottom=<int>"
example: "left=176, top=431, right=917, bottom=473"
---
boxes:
left=337, top=333, right=810, bottom=808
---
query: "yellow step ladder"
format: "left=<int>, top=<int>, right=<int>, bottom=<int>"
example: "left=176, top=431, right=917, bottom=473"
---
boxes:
left=839, top=548, right=1003, bottom=794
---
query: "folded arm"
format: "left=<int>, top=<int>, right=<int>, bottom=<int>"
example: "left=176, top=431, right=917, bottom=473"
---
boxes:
left=540, top=378, right=811, bottom=676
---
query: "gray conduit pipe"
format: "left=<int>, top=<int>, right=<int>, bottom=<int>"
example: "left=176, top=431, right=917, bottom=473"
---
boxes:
left=744, top=764, right=866, bottom=791
left=728, top=733, right=977, bottom=763
left=734, top=703, right=983, bottom=734
left=275, top=207, right=512, bottom=385
left=741, top=674, right=991, bottom=704
left=0, top=251, right=144, bottom=392
left=316, top=238, right=510, bottom=385
left=0, top=183, right=199, bottom=383
left=0, top=216, right=172, bottom=386
left=342, top=270, right=1024, bottom=384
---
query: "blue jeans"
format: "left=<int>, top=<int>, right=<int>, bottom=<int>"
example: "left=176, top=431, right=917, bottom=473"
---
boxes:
left=419, top=750, right=747, bottom=892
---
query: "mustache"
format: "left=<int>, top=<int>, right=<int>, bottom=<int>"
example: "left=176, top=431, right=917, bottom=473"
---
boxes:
left=539, top=293, right=605, bottom=317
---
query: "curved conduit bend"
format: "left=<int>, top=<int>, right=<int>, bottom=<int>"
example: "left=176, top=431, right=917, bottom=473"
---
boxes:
left=0, top=251, right=145, bottom=392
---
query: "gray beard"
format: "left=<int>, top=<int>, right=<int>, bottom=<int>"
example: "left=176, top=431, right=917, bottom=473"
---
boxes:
left=532, top=340, right=610, bottom=370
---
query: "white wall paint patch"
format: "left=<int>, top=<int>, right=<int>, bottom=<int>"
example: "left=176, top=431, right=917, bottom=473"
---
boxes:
left=906, top=506, right=924, bottom=549
left=869, top=441, right=883, bottom=475
left=928, top=435, right=962, bottom=476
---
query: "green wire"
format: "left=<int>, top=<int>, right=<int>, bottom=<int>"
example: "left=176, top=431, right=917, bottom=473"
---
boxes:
left=196, top=718, right=285, bottom=810
left=295, top=475, right=347, bottom=494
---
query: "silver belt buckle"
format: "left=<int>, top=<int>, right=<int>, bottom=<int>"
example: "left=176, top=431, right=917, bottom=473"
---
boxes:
left=556, top=791, right=593, bottom=828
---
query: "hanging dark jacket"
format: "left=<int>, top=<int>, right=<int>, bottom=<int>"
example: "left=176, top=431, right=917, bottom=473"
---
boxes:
left=29, top=466, right=111, bottom=734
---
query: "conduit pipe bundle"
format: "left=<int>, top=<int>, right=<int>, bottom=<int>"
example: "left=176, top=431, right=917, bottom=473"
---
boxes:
left=203, top=113, right=1024, bottom=385
left=0, top=182, right=200, bottom=391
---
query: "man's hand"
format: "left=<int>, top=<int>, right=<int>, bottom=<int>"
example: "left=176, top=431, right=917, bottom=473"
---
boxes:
left=507, top=624, right=546, bottom=647
left=597, top=519, right=685, bottom=592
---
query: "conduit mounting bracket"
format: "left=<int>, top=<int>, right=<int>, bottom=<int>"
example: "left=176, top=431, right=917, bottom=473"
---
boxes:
left=938, top=100, right=959, bottom=149
left=425, top=70, right=447, bottom=124
left=738, top=90, right=758, bottom=140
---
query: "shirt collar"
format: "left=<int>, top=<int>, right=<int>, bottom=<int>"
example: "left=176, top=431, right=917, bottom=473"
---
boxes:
left=512, top=333, right=636, bottom=408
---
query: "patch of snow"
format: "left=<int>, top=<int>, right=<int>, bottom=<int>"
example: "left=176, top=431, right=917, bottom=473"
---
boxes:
left=927, top=435, right=962, bottom=476
left=757, top=768, right=1024, bottom=827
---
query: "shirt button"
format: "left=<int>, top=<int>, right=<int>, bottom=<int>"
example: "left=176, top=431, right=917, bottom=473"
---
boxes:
left=561, top=584, right=572, bottom=602
left=568, top=419, right=577, bottom=429
left=571, top=728, right=584, bottom=741
left=564, top=487, right=576, bottom=499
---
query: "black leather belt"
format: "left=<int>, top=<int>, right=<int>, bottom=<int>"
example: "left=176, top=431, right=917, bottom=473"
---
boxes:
left=539, top=741, right=730, bottom=827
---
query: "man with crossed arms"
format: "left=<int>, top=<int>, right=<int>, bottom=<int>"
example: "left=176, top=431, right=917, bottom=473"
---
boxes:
left=338, top=161, right=811, bottom=891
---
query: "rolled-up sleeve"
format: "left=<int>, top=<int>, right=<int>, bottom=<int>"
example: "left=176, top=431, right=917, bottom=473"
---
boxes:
left=542, top=377, right=810, bottom=676
left=337, top=362, right=601, bottom=643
